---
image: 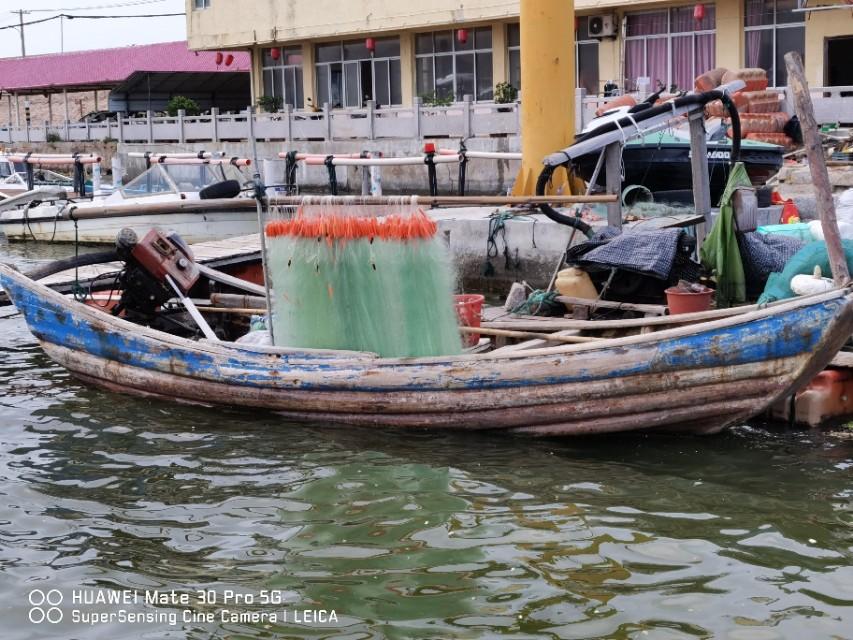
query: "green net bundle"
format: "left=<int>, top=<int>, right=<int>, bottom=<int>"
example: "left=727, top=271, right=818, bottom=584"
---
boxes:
left=265, top=207, right=462, bottom=357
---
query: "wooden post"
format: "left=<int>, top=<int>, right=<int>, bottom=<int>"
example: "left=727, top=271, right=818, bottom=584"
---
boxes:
left=689, top=110, right=712, bottom=247
left=785, top=51, right=849, bottom=285
left=604, top=141, right=622, bottom=228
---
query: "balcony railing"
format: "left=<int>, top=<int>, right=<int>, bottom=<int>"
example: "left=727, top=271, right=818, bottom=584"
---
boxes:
left=1, top=87, right=849, bottom=145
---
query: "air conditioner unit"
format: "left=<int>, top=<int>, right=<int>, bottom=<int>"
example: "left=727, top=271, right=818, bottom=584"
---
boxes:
left=588, top=15, right=616, bottom=38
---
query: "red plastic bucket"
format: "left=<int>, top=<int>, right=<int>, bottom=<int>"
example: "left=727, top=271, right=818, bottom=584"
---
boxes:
left=454, top=294, right=485, bottom=347
left=665, top=287, right=714, bottom=314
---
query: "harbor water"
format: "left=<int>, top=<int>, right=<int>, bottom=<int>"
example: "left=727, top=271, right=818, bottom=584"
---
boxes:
left=0, top=241, right=851, bottom=639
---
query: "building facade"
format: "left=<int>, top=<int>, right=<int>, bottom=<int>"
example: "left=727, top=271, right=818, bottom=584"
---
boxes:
left=186, top=0, right=853, bottom=109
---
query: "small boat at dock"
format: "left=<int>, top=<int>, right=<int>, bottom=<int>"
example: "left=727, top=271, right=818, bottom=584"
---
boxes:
left=0, top=155, right=256, bottom=244
left=1, top=256, right=851, bottom=436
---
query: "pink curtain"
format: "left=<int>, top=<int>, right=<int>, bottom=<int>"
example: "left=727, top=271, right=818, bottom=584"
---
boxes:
left=624, top=40, right=645, bottom=91
left=672, top=36, right=692, bottom=91
left=626, top=11, right=668, bottom=37
left=696, top=33, right=715, bottom=76
left=746, top=31, right=764, bottom=68
left=647, top=39, right=668, bottom=91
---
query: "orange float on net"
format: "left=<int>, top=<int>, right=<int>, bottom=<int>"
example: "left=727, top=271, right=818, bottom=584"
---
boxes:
left=266, top=211, right=438, bottom=242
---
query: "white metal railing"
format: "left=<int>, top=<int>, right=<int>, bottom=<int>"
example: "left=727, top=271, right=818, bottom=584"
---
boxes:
left=2, top=87, right=849, bottom=145
left=0, top=95, right=523, bottom=145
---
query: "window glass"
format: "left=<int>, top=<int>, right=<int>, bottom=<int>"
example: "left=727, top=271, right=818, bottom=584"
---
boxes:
left=509, top=49, right=521, bottom=90
left=475, top=27, right=492, bottom=50
left=374, top=37, right=400, bottom=58
left=434, top=55, right=454, bottom=100
left=416, top=57, right=434, bottom=97
left=374, top=60, right=390, bottom=106
left=316, top=43, right=341, bottom=63
left=344, top=62, right=360, bottom=107
left=284, top=47, right=302, bottom=66
left=434, top=30, right=453, bottom=53
left=389, top=59, right=402, bottom=105
left=415, top=33, right=433, bottom=54
left=120, top=166, right=176, bottom=198
left=344, top=41, right=369, bottom=61
left=316, top=64, right=330, bottom=106
left=507, top=23, right=520, bottom=47
left=775, top=25, right=804, bottom=85
left=626, top=11, right=668, bottom=37
left=475, top=51, right=493, bottom=100
left=745, top=0, right=773, bottom=26
left=577, top=41, right=599, bottom=94
left=775, top=0, right=802, bottom=24
left=455, top=53, right=475, bottom=101
left=576, top=16, right=590, bottom=41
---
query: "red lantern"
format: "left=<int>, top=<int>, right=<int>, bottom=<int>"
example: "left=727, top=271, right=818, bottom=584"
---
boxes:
left=365, top=37, right=376, bottom=53
left=215, top=51, right=224, bottom=65
left=693, top=3, right=706, bottom=21
left=456, top=28, right=468, bottom=45
left=270, top=47, right=281, bottom=61
left=423, top=141, right=436, bottom=154
left=224, top=54, right=234, bottom=66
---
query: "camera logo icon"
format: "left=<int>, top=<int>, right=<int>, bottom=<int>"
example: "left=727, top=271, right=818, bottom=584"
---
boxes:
left=28, top=589, right=63, bottom=624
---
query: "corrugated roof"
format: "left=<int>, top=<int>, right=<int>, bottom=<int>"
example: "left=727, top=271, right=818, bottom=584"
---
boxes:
left=0, top=41, right=250, bottom=94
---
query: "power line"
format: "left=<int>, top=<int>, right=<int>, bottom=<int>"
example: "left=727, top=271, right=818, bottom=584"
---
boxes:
left=0, top=12, right=184, bottom=30
left=20, top=0, right=172, bottom=12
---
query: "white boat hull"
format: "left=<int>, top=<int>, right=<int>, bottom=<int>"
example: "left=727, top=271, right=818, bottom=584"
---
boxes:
left=0, top=210, right=260, bottom=244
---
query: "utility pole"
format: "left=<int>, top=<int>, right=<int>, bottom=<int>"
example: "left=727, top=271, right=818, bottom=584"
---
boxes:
left=13, top=10, right=29, bottom=57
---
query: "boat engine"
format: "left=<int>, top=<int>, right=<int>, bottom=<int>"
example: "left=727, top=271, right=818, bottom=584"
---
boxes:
left=113, top=227, right=199, bottom=323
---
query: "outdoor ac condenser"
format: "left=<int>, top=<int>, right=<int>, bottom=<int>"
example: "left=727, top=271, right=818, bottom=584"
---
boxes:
left=588, top=15, right=616, bottom=38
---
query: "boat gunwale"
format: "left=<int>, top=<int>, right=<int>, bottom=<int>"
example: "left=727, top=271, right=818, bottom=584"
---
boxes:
left=1, top=262, right=850, bottom=367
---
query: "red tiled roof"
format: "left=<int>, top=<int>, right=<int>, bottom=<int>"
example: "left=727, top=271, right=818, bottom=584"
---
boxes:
left=0, top=41, right=250, bottom=93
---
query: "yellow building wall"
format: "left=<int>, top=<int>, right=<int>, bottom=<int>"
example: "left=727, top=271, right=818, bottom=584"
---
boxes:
left=714, top=0, right=743, bottom=72
left=805, top=2, right=853, bottom=87
left=187, top=0, right=518, bottom=49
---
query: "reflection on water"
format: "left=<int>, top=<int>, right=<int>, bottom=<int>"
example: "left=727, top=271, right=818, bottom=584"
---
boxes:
left=0, top=242, right=851, bottom=639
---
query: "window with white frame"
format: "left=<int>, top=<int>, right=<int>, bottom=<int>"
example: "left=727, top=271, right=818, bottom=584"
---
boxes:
left=261, top=47, right=304, bottom=108
left=507, top=21, right=599, bottom=96
left=315, top=38, right=401, bottom=108
left=744, top=0, right=805, bottom=87
left=193, top=0, right=210, bottom=9
left=415, top=28, right=493, bottom=102
left=623, top=6, right=716, bottom=93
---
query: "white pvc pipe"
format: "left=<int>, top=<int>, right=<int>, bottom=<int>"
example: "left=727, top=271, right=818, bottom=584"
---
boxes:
left=438, top=148, right=522, bottom=160
left=128, top=151, right=220, bottom=159
left=7, top=153, right=101, bottom=165
left=303, top=155, right=459, bottom=167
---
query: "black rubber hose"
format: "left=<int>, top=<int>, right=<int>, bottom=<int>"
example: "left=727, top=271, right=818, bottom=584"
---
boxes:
left=23, top=250, right=119, bottom=281
left=720, top=92, right=741, bottom=165
left=534, top=166, right=594, bottom=238
left=535, top=87, right=742, bottom=233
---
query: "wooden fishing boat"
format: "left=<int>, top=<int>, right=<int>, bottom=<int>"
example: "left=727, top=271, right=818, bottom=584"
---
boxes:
left=2, top=261, right=851, bottom=436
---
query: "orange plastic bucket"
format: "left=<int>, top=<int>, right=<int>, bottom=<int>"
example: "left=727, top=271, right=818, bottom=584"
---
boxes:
left=665, top=287, right=714, bottom=315
left=454, top=294, right=485, bottom=347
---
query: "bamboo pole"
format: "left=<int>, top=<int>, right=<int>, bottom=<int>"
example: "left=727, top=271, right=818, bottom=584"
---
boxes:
left=459, top=326, right=599, bottom=344
left=60, top=194, right=618, bottom=221
left=784, top=52, right=849, bottom=285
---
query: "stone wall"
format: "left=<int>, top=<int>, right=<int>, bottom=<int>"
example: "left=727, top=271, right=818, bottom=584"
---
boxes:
left=1, top=91, right=107, bottom=127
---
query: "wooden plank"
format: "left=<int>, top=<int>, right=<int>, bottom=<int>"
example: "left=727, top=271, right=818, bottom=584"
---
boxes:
left=689, top=110, right=712, bottom=247
left=604, top=142, right=622, bottom=227
left=830, top=350, right=853, bottom=369
left=555, top=295, right=668, bottom=316
left=784, top=52, right=850, bottom=285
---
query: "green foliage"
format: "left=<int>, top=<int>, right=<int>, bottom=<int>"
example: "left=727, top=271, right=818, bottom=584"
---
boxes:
left=46, top=132, right=63, bottom=143
left=165, top=96, right=201, bottom=117
left=494, top=82, right=518, bottom=104
left=420, top=91, right=453, bottom=107
left=257, top=94, right=283, bottom=113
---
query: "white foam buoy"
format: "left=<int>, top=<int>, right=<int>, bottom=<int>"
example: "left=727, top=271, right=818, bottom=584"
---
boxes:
left=791, top=265, right=834, bottom=295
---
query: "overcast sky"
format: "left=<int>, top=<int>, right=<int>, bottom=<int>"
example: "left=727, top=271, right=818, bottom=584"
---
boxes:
left=0, top=0, right=187, bottom=59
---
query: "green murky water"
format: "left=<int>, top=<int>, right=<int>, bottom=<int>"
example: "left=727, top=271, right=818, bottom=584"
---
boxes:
left=0, top=241, right=851, bottom=639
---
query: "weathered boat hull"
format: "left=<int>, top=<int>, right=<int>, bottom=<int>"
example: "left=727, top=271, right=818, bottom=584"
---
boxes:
left=2, top=264, right=851, bottom=436
left=0, top=210, right=259, bottom=244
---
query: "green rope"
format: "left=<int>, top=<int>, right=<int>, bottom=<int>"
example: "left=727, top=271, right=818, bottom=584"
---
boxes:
left=482, top=210, right=536, bottom=277
left=511, top=289, right=563, bottom=316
